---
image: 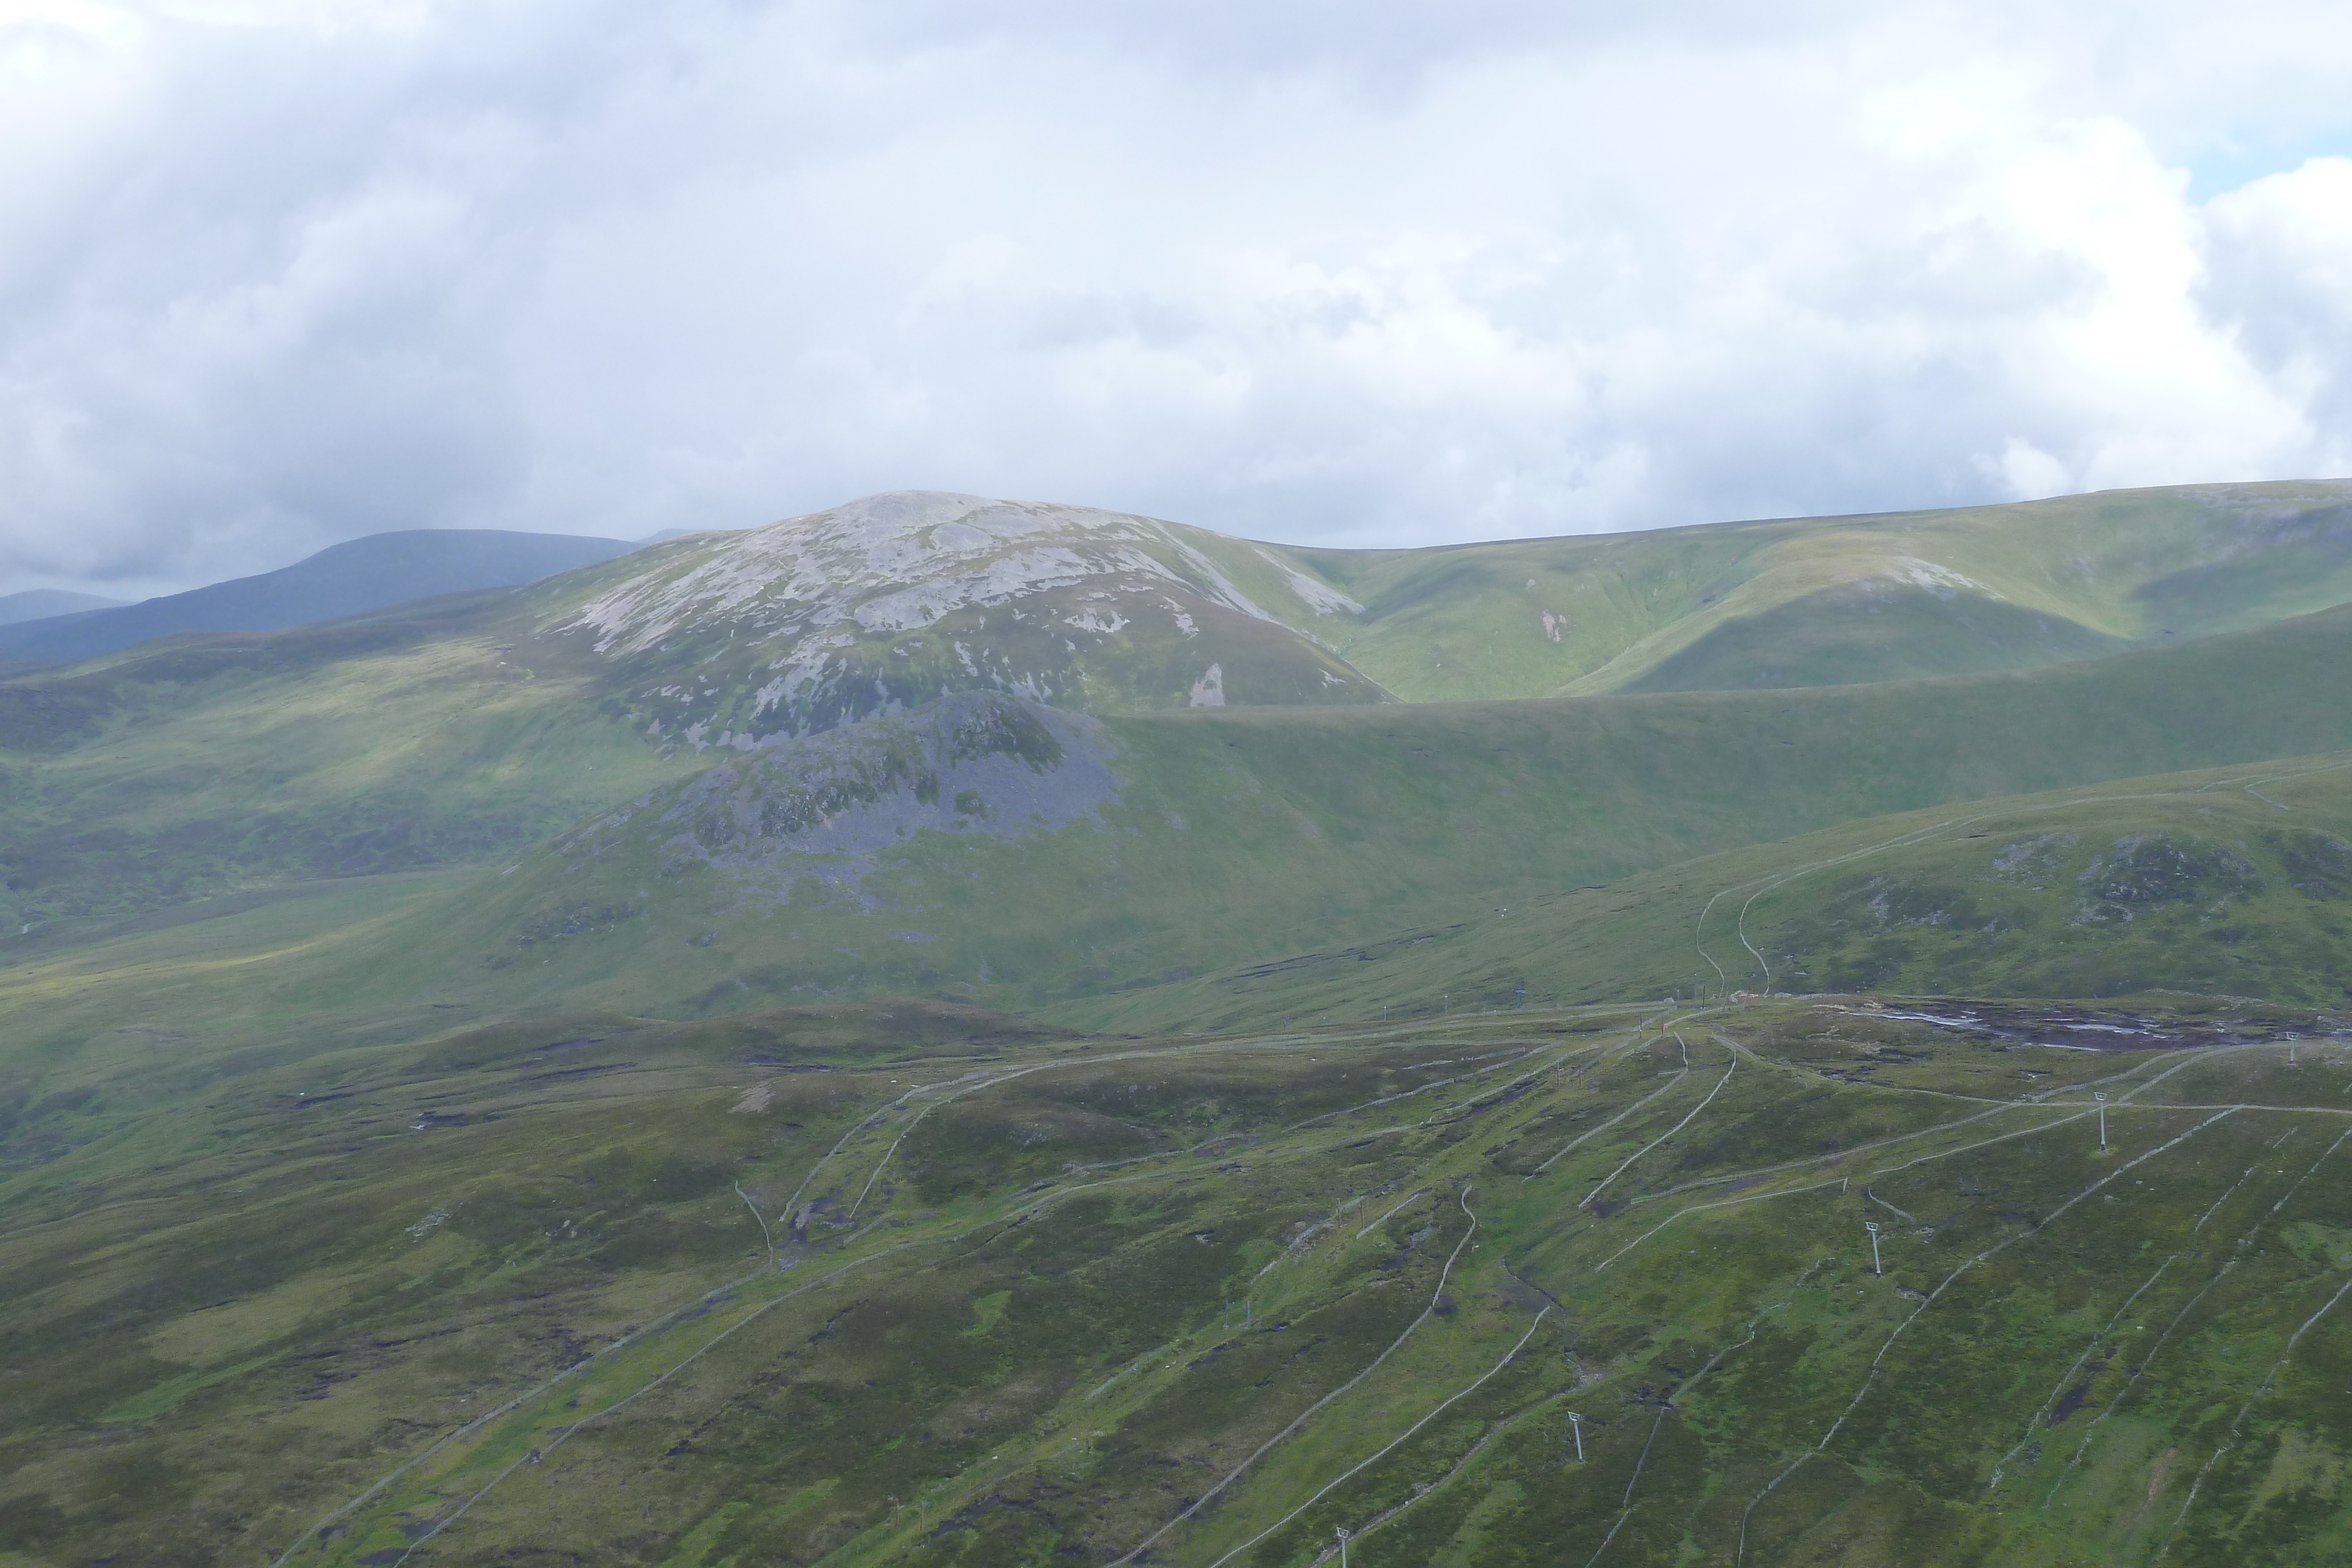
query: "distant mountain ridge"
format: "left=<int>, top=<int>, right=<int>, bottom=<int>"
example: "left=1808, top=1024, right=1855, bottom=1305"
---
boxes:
left=0, top=529, right=643, bottom=666
left=0, top=590, right=125, bottom=628
left=1291, top=477, right=2352, bottom=700
left=508, top=482, right=2352, bottom=751
left=11, top=479, right=2352, bottom=933
left=13, top=482, right=2352, bottom=709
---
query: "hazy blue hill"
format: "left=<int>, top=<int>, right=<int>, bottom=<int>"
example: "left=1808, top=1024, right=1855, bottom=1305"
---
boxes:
left=0, top=590, right=123, bottom=628
left=0, top=528, right=643, bottom=666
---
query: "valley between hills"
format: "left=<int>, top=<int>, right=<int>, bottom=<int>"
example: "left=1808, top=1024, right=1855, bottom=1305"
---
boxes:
left=4, top=483, right=2352, bottom=1567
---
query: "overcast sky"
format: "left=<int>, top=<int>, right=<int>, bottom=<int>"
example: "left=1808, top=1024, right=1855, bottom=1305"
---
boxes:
left=5, top=1, right=2352, bottom=594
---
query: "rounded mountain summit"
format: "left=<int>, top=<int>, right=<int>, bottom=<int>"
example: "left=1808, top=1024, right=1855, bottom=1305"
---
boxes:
left=539, top=489, right=1387, bottom=749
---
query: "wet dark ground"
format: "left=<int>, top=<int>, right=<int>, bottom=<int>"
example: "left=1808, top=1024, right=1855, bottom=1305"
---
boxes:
left=1841, top=999, right=2347, bottom=1052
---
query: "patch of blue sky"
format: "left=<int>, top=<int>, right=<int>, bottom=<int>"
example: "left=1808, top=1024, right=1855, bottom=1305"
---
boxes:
left=2181, top=133, right=2352, bottom=202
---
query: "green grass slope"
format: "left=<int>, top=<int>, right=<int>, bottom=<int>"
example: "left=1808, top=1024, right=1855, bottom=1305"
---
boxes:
left=9, top=595, right=2352, bottom=1064
left=369, top=600, right=2352, bottom=1022
left=1613, top=578, right=2129, bottom=693
left=0, top=499, right=1385, bottom=926
left=9, top=480, right=2351, bottom=934
left=1053, top=752, right=2352, bottom=1035
left=1284, top=479, right=2352, bottom=700
left=0, top=593, right=695, bottom=927
left=5, top=994, right=2350, bottom=1566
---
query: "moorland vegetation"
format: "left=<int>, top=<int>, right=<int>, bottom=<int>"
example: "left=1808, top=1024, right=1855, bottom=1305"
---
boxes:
left=4, top=481, right=2351, bottom=1567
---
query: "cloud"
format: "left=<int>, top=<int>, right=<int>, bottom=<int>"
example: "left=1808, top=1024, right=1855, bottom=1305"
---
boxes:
left=2, top=0, right=2351, bottom=590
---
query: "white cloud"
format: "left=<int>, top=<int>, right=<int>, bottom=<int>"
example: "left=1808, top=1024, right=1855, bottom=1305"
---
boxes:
left=2, top=0, right=2351, bottom=591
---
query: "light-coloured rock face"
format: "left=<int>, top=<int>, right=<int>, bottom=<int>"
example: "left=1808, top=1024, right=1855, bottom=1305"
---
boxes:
left=568, top=491, right=1285, bottom=656
left=542, top=491, right=1384, bottom=746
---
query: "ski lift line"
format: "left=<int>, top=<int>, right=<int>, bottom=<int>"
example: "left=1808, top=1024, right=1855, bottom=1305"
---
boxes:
left=1110, top=1190, right=1488, bottom=1568
left=783, top=1051, right=1117, bottom=1223
left=1582, top=1058, right=1739, bottom=1211
left=2190, top=1166, right=2259, bottom=1233
left=1739, top=1106, right=2239, bottom=1564
left=1594, top=1176, right=1849, bottom=1271
left=1088, top=1345, right=1171, bottom=1402
left=1279, top=1043, right=1566, bottom=1134
left=2109, top=1046, right=2236, bottom=1106
left=1582, top=1398, right=1682, bottom=1556
left=1862, top=1186, right=1915, bottom=1224
left=1862, top=1107, right=2095, bottom=1181
left=2151, top=1267, right=2352, bottom=1564
left=1420, top=1035, right=1675, bottom=1138
left=286, top=1049, right=1432, bottom=1568
left=1587, top=1303, right=1785, bottom=1568
left=1986, top=1254, right=2180, bottom=1494
left=1357, top=1188, right=1436, bottom=1239
left=361, top=1232, right=956, bottom=1567
left=1429, top=1047, right=1606, bottom=1125
left=780, top=1094, right=905, bottom=1222
left=831, top=1024, right=1465, bottom=1221
left=2044, top=1260, right=2239, bottom=1507
left=1826, top=1114, right=2237, bottom=1495
left=1200, top=1306, right=1555, bottom=1568
left=2044, top=1098, right=2352, bottom=1116
left=1332, top=1388, right=1580, bottom=1557
left=1528, top=1071, right=1692, bottom=1176
left=2062, top=1118, right=2352, bottom=1514
left=1629, top=1084, right=2053, bottom=1208
left=303, top=1109, right=898, bottom=1561
left=2270, top=1123, right=2352, bottom=1213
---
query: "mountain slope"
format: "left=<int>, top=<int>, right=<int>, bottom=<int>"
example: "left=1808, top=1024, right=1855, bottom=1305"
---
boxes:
left=1292, top=478, right=2352, bottom=700
left=0, top=529, right=643, bottom=666
left=1050, top=749, right=2352, bottom=1033
left=11, top=514, right=2352, bottom=993
left=0, top=494, right=1381, bottom=927
left=0, top=592, right=693, bottom=926
left=13, top=487, right=2352, bottom=1568
left=2, top=981, right=2344, bottom=1567
left=336, top=600, right=2352, bottom=1022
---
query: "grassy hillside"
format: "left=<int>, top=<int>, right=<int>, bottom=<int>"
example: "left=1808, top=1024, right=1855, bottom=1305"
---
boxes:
left=0, top=594, right=694, bottom=927
left=5, top=989, right=2349, bottom=1566
left=8, top=593, right=2352, bottom=1058
left=0, top=496, right=1384, bottom=925
left=15, top=483, right=2352, bottom=1568
left=361, top=600, right=2352, bottom=1022
left=9, top=480, right=2352, bottom=935
left=1052, top=751, right=2352, bottom=1035
left=1285, top=479, right=2352, bottom=700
